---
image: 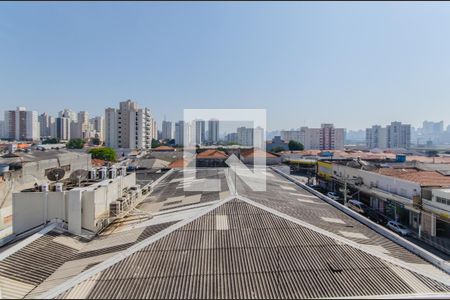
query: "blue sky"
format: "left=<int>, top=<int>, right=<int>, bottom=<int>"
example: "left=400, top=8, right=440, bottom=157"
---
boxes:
left=1, top=2, right=450, bottom=130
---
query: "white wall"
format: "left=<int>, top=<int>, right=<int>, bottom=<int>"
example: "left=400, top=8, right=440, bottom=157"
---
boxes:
left=12, top=173, right=137, bottom=236
left=12, top=192, right=46, bottom=234
left=333, top=164, right=421, bottom=201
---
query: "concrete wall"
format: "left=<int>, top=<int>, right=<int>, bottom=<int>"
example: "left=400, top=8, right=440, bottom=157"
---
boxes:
left=12, top=173, right=137, bottom=236
left=12, top=192, right=46, bottom=234
left=0, top=151, right=91, bottom=228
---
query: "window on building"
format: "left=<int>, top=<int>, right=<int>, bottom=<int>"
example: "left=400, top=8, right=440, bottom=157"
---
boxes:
left=436, top=196, right=450, bottom=206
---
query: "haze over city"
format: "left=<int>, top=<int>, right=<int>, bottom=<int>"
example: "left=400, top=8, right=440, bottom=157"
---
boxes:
left=2, top=2, right=450, bottom=130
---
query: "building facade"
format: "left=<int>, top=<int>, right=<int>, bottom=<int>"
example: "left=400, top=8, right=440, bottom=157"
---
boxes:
left=366, top=125, right=388, bottom=149
left=174, top=121, right=185, bottom=146
left=4, top=107, right=40, bottom=141
left=56, top=117, right=71, bottom=141
left=194, top=120, right=206, bottom=146
left=104, top=100, right=154, bottom=149
left=208, top=119, right=219, bottom=144
left=161, top=120, right=172, bottom=140
left=387, top=121, right=411, bottom=149
left=237, top=126, right=254, bottom=146
left=366, top=122, right=411, bottom=150
left=280, top=124, right=344, bottom=150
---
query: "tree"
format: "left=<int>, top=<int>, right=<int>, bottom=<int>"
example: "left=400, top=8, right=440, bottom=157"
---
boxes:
left=66, top=138, right=85, bottom=149
left=288, top=140, right=304, bottom=151
left=271, top=146, right=286, bottom=153
left=89, top=147, right=117, bottom=162
left=151, top=139, right=161, bottom=148
left=42, top=138, right=59, bottom=144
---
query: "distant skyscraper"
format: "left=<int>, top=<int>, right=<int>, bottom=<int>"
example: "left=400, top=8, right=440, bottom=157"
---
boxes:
left=162, top=120, right=172, bottom=140
left=225, top=132, right=238, bottom=144
left=104, top=100, right=154, bottom=149
left=56, top=117, right=70, bottom=141
left=59, top=109, right=77, bottom=123
left=254, top=126, right=265, bottom=149
left=0, top=120, right=5, bottom=139
left=194, top=120, right=206, bottom=145
left=280, top=130, right=302, bottom=143
left=366, top=125, right=388, bottom=149
left=152, top=119, right=157, bottom=141
left=90, top=116, right=105, bottom=141
left=280, top=124, right=344, bottom=150
left=366, top=122, right=411, bottom=149
left=237, top=126, right=253, bottom=146
left=4, top=107, right=39, bottom=141
left=387, top=121, right=411, bottom=149
left=208, top=119, right=219, bottom=144
left=174, top=121, right=185, bottom=146
left=38, top=112, right=54, bottom=139
left=318, top=124, right=345, bottom=150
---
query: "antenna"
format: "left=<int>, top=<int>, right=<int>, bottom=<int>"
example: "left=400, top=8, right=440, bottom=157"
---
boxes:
left=69, top=169, right=88, bottom=186
left=47, top=168, right=66, bottom=182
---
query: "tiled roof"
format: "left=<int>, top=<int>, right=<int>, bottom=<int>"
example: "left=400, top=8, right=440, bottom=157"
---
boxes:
left=169, top=159, right=189, bottom=168
left=240, top=149, right=279, bottom=158
left=91, top=159, right=106, bottom=167
left=376, top=168, right=450, bottom=187
left=196, top=149, right=228, bottom=159
left=152, top=146, right=175, bottom=151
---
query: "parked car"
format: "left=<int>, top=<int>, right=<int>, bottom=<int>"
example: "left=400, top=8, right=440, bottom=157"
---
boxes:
left=386, top=221, right=411, bottom=236
left=326, top=192, right=341, bottom=201
left=347, top=199, right=369, bottom=215
left=309, top=185, right=326, bottom=194
left=366, top=209, right=389, bottom=225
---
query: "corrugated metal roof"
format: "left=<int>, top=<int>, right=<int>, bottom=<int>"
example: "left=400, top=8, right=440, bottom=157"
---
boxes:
left=56, top=199, right=450, bottom=299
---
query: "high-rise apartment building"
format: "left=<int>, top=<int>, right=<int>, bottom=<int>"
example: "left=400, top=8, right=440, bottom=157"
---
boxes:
left=280, top=130, right=301, bottom=143
left=237, top=126, right=254, bottom=146
left=104, top=100, right=154, bottom=149
left=280, top=124, right=344, bottom=150
left=38, top=112, right=55, bottom=139
left=365, top=121, right=411, bottom=149
left=319, top=124, right=345, bottom=150
left=254, top=126, right=265, bottom=149
left=4, top=107, right=40, bottom=141
left=387, top=121, right=411, bottom=149
left=174, top=121, right=185, bottom=146
left=162, top=120, right=172, bottom=140
left=194, top=120, right=206, bottom=145
left=152, top=119, right=158, bottom=141
left=90, top=116, right=105, bottom=141
left=208, top=119, right=219, bottom=144
left=56, top=117, right=70, bottom=141
left=59, top=109, right=77, bottom=123
left=366, top=125, right=388, bottom=149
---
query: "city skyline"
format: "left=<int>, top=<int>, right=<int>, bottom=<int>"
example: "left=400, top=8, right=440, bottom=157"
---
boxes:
left=2, top=2, right=450, bottom=130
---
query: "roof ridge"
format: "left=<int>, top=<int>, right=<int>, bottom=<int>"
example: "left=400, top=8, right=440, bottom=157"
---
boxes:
left=235, top=195, right=450, bottom=287
left=39, top=195, right=237, bottom=299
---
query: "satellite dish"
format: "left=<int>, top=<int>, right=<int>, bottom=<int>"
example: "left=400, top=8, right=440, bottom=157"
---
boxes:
left=69, top=169, right=88, bottom=185
left=47, top=168, right=66, bottom=182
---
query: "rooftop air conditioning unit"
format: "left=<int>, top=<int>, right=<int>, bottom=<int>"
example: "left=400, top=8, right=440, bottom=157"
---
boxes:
left=109, top=167, right=117, bottom=179
left=40, top=183, right=49, bottom=192
left=55, top=182, right=63, bottom=192
left=120, top=166, right=127, bottom=177
left=99, top=167, right=107, bottom=180
left=88, top=169, right=97, bottom=181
